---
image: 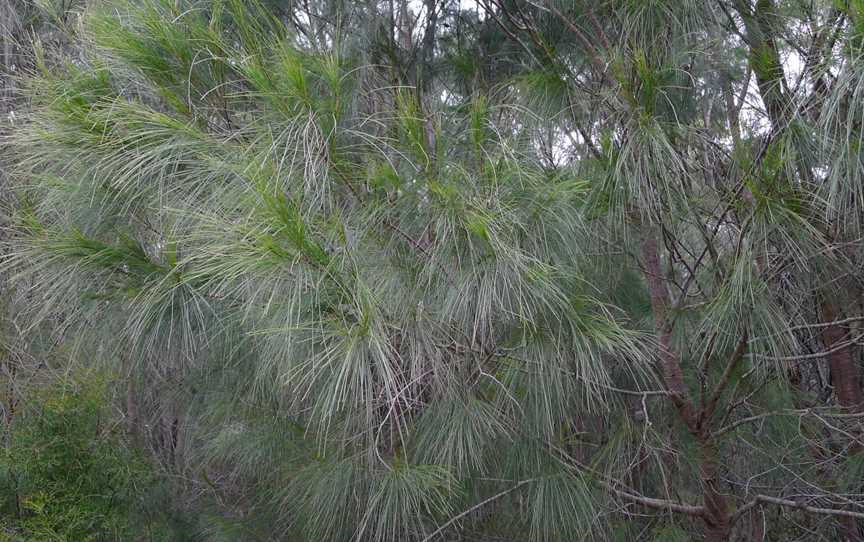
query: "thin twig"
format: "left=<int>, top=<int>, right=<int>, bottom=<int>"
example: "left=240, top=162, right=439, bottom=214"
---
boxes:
left=421, top=479, right=534, bottom=541
left=735, top=494, right=864, bottom=523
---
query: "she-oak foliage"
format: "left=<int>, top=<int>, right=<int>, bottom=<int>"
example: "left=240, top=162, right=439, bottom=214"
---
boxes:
left=4, top=0, right=864, bottom=540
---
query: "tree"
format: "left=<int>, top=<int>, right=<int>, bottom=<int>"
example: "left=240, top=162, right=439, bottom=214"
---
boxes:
left=4, top=0, right=864, bottom=540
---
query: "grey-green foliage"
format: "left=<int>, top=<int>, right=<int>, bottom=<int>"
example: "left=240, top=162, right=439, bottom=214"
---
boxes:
left=11, top=0, right=864, bottom=540
left=4, top=0, right=646, bottom=539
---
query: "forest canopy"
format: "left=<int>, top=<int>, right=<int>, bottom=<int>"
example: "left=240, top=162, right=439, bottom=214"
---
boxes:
left=3, top=0, right=864, bottom=540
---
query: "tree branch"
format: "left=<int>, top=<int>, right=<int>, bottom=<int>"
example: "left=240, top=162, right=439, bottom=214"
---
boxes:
left=735, top=494, right=864, bottom=524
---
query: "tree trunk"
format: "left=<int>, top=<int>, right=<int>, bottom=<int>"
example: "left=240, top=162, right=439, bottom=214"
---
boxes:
left=700, top=437, right=732, bottom=542
left=822, top=301, right=863, bottom=412
left=640, top=232, right=732, bottom=541
left=749, top=506, right=765, bottom=541
left=734, top=0, right=789, bottom=130
left=640, top=234, right=697, bottom=428
left=822, top=300, right=863, bottom=542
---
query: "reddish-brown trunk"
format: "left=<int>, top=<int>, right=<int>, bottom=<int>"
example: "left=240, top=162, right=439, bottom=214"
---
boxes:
left=700, top=437, right=732, bottom=542
left=822, top=302, right=863, bottom=412
left=640, top=233, right=732, bottom=541
left=640, top=235, right=697, bottom=429
left=749, top=506, right=765, bottom=541
left=822, top=301, right=863, bottom=542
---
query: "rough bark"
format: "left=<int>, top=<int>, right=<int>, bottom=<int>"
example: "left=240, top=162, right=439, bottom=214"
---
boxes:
left=700, top=436, right=732, bottom=542
left=640, top=234, right=697, bottom=429
left=734, top=0, right=789, bottom=130
left=749, top=506, right=765, bottom=541
left=822, top=301, right=863, bottom=412
left=640, top=231, right=733, bottom=540
left=822, top=301, right=864, bottom=541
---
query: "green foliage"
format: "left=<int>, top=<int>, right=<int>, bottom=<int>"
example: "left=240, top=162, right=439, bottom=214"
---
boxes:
left=526, top=470, right=598, bottom=542
left=5, top=0, right=864, bottom=540
left=4, top=3, right=653, bottom=539
left=0, top=373, right=179, bottom=541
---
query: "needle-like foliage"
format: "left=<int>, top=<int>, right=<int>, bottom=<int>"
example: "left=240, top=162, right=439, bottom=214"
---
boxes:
left=7, top=0, right=864, bottom=540
left=3, top=1, right=647, bottom=539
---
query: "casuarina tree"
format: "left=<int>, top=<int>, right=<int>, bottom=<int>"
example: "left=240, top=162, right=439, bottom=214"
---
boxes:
left=5, top=1, right=864, bottom=540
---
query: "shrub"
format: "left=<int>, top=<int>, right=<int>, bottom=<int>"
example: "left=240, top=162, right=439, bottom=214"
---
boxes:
left=0, top=372, right=179, bottom=541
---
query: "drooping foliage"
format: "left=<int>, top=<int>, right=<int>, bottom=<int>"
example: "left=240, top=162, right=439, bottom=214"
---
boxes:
left=4, top=0, right=864, bottom=540
left=5, top=1, right=643, bottom=540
